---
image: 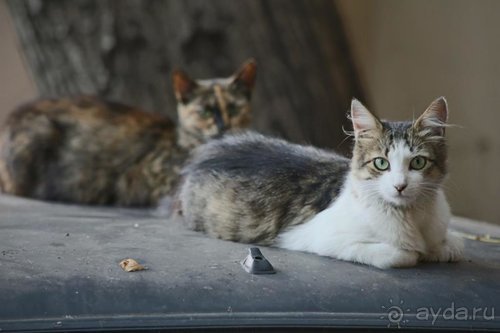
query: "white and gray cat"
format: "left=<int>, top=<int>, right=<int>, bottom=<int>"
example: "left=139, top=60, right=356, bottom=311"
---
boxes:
left=178, top=97, right=464, bottom=269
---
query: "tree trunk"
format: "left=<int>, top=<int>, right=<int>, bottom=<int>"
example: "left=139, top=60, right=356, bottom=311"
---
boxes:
left=7, top=0, right=365, bottom=151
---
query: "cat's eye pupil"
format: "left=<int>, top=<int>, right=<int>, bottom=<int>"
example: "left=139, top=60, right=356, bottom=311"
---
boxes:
left=410, top=156, right=427, bottom=170
left=373, top=158, right=390, bottom=171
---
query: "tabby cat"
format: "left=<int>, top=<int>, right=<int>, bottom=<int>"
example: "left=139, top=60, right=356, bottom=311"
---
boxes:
left=179, top=97, right=464, bottom=268
left=0, top=59, right=256, bottom=206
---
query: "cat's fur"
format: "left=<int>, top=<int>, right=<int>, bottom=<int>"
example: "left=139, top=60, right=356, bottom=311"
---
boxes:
left=179, top=97, right=464, bottom=268
left=0, top=60, right=256, bottom=206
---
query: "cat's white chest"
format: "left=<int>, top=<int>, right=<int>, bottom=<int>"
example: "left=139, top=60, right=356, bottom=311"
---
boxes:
left=277, top=182, right=451, bottom=265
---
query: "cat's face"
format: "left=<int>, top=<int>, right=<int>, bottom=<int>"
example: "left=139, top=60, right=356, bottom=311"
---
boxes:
left=173, top=60, right=256, bottom=148
left=350, top=98, right=448, bottom=207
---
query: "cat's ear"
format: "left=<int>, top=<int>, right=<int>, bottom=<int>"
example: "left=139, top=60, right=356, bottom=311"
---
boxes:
left=173, top=69, right=198, bottom=103
left=350, top=99, right=382, bottom=138
left=230, top=58, right=257, bottom=98
left=414, top=97, right=448, bottom=137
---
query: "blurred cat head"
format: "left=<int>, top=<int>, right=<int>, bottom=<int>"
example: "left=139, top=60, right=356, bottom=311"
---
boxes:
left=349, top=97, right=449, bottom=207
left=173, top=59, right=256, bottom=149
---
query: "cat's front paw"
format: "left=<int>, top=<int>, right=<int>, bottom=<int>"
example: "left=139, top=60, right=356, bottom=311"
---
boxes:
left=423, top=232, right=464, bottom=263
left=372, top=248, right=419, bottom=269
left=336, top=242, right=419, bottom=269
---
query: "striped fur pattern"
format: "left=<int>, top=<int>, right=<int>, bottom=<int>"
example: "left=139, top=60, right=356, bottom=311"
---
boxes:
left=0, top=60, right=256, bottom=206
left=179, top=97, right=464, bottom=268
left=180, top=132, right=350, bottom=244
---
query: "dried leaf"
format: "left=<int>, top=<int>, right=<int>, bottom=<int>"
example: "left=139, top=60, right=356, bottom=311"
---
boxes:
left=119, top=258, right=146, bottom=272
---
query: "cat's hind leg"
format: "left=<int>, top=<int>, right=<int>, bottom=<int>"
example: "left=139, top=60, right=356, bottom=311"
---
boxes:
left=0, top=110, right=60, bottom=196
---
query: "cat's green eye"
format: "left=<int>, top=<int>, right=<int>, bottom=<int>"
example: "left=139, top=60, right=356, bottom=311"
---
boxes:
left=200, top=108, right=212, bottom=119
left=373, top=157, right=390, bottom=171
left=410, top=156, right=427, bottom=170
left=227, top=104, right=239, bottom=117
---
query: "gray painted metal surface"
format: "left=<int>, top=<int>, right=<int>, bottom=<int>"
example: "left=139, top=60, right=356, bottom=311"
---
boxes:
left=0, top=194, right=498, bottom=331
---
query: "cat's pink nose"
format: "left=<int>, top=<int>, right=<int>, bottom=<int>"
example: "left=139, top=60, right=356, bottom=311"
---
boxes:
left=394, top=184, right=407, bottom=193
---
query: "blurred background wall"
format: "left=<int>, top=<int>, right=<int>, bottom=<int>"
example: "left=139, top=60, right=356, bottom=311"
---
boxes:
left=5, top=0, right=363, bottom=152
left=0, top=0, right=498, bottom=225
left=336, top=0, right=500, bottom=224
left=0, top=0, right=36, bottom=124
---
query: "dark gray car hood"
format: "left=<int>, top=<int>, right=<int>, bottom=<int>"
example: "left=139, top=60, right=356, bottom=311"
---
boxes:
left=0, top=194, right=498, bottom=332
